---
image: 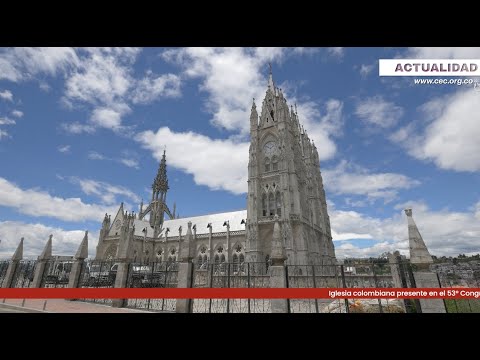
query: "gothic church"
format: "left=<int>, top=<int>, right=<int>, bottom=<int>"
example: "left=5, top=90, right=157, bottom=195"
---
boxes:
left=95, top=71, right=336, bottom=266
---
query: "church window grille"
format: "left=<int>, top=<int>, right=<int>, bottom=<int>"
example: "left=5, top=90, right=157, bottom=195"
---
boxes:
left=269, top=193, right=275, bottom=216
left=276, top=191, right=282, bottom=217
left=233, top=253, right=239, bottom=273
left=262, top=194, right=267, bottom=216
left=265, top=157, right=270, bottom=172
left=272, top=155, right=278, bottom=171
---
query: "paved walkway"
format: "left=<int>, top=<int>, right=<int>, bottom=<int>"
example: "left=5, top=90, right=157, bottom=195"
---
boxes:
left=0, top=299, right=150, bottom=313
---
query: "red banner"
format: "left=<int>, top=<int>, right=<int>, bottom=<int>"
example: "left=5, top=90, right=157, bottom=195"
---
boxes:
left=0, top=288, right=478, bottom=299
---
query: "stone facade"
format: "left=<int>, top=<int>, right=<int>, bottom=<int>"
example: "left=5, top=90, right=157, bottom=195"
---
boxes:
left=95, top=71, right=336, bottom=266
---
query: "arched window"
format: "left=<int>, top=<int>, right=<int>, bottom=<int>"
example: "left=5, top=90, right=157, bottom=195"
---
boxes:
left=232, top=253, right=238, bottom=273
left=156, top=249, right=163, bottom=262
left=220, top=254, right=226, bottom=273
left=269, top=193, right=275, bottom=216
left=104, top=244, right=117, bottom=261
left=272, top=155, right=278, bottom=171
left=270, top=109, right=274, bottom=121
left=276, top=191, right=282, bottom=217
left=197, top=246, right=208, bottom=269
left=262, top=194, right=267, bottom=217
left=265, top=157, right=270, bottom=172
left=239, top=253, right=245, bottom=273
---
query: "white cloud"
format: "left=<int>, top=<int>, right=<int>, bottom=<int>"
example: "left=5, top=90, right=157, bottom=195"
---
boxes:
left=391, top=89, right=480, bottom=172
left=0, top=89, right=13, bottom=101
left=0, top=221, right=98, bottom=259
left=0, top=117, right=16, bottom=125
left=293, top=98, right=344, bottom=161
left=327, top=47, right=344, bottom=58
left=62, top=122, right=96, bottom=134
left=0, top=58, right=20, bottom=82
left=62, top=48, right=140, bottom=132
left=39, top=81, right=50, bottom=92
left=0, top=129, right=10, bottom=140
left=359, top=64, right=374, bottom=78
left=0, top=47, right=79, bottom=82
left=131, top=72, right=181, bottom=104
left=60, top=47, right=183, bottom=133
left=163, top=48, right=333, bottom=133
left=355, top=96, right=404, bottom=128
left=323, top=160, right=420, bottom=204
left=69, top=177, right=140, bottom=205
left=136, top=127, right=249, bottom=194
left=11, top=110, right=23, bottom=118
left=58, top=145, right=71, bottom=154
left=86, top=150, right=139, bottom=169
left=90, top=104, right=131, bottom=130
left=331, top=201, right=480, bottom=258
left=0, top=177, right=114, bottom=222
left=87, top=151, right=106, bottom=160
left=162, top=47, right=274, bottom=134
left=161, top=47, right=343, bottom=161
left=406, top=47, right=480, bottom=59
left=119, top=158, right=139, bottom=169
left=64, top=48, right=137, bottom=106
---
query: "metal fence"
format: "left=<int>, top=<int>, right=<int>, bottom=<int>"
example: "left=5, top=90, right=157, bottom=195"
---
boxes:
left=192, top=262, right=271, bottom=313
left=11, top=260, right=36, bottom=288
left=125, top=261, right=178, bottom=312
left=41, top=260, right=74, bottom=288
left=433, top=262, right=480, bottom=313
left=286, top=264, right=405, bottom=313
left=77, top=259, right=119, bottom=305
left=0, top=260, right=9, bottom=287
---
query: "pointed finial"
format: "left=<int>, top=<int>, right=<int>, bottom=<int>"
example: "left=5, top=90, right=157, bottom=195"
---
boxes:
left=295, top=103, right=298, bottom=114
left=39, top=235, right=53, bottom=260
left=75, top=231, right=89, bottom=260
left=12, top=237, right=24, bottom=261
left=269, top=62, right=272, bottom=74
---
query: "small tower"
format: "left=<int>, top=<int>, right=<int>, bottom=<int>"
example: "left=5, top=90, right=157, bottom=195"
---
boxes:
left=405, top=209, right=433, bottom=268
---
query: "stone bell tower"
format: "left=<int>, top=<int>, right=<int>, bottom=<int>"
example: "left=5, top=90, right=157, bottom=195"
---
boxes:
left=245, top=68, right=335, bottom=265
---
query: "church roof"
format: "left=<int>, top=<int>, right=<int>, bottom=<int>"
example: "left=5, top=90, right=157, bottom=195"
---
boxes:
left=133, top=209, right=247, bottom=238
left=163, top=209, right=247, bottom=236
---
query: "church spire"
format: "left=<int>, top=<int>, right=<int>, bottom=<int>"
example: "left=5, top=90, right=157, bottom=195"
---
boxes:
left=250, top=98, right=258, bottom=130
left=152, top=149, right=169, bottom=199
left=268, top=63, right=275, bottom=91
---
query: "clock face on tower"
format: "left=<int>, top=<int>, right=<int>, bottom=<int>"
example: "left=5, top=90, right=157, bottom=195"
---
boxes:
left=263, top=141, right=278, bottom=157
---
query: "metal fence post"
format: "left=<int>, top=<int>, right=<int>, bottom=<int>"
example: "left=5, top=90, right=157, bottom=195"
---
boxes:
left=226, top=263, right=230, bottom=314
left=340, top=265, right=349, bottom=313
left=311, top=265, right=319, bottom=313
left=247, top=262, right=251, bottom=314
left=371, top=264, right=383, bottom=313
left=406, top=263, right=422, bottom=313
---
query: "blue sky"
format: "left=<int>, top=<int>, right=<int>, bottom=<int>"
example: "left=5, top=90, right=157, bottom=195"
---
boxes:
left=0, top=47, right=479, bottom=259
